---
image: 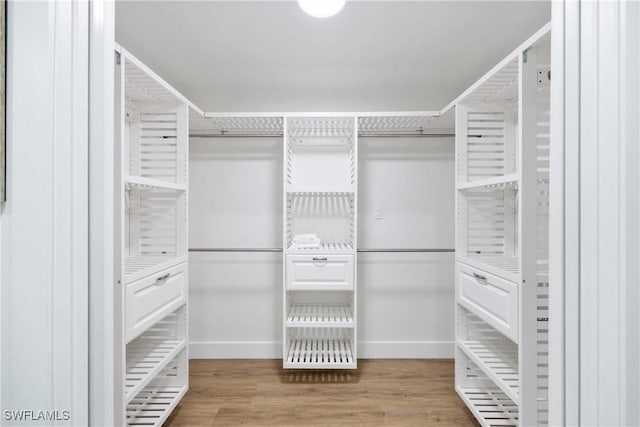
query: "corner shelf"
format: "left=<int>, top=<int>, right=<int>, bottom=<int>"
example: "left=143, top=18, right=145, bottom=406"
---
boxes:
left=457, top=174, right=518, bottom=191
left=125, top=340, right=187, bottom=404
left=455, top=386, right=519, bottom=427
left=286, top=304, right=354, bottom=328
left=126, top=385, right=188, bottom=427
left=125, top=176, right=187, bottom=192
left=457, top=339, right=519, bottom=404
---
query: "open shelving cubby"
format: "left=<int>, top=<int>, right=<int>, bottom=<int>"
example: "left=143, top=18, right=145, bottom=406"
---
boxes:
left=283, top=115, right=358, bottom=369
left=453, top=24, right=551, bottom=427
left=116, top=45, right=192, bottom=426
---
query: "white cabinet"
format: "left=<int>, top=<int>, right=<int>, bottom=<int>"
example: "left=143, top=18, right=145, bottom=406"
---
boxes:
left=115, top=44, right=196, bottom=426
left=453, top=25, right=551, bottom=427
left=283, top=116, right=358, bottom=369
left=286, top=254, right=354, bottom=291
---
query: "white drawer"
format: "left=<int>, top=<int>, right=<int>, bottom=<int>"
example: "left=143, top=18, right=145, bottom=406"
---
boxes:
left=286, top=254, right=354, bottom=291
left=457, top=263, right=518, bottom=342
left=125, top=263, right=187, bottom=343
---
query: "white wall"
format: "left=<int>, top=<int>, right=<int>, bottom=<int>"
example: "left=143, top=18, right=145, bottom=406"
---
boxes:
left=188, top=135, right=455, bottom=359
left=1, top=1, right=90, bottom=425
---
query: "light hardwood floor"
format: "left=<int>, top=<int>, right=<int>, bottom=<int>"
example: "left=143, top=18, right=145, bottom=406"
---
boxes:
left=164, top=359, right=480, bottom=426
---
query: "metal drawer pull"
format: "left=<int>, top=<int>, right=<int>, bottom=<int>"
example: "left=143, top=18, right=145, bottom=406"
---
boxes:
left=312, top=257, right=328, bottom=262
left=473, top=272, right=487, bottom=282
left=155, top=273, right=171, bottom=283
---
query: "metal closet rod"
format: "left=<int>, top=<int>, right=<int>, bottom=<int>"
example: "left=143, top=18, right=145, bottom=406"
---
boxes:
left=189, top=248, right=454, bottom=253
left=189, top=133, right=455, bottom=138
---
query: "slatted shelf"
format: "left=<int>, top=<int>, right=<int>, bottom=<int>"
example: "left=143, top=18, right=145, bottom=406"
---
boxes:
left=190, top=114, right=284, bottom=136
left=286, top=304, right=354, bottom=328
left=458, top=255, right=519, bottom=284
left=126, top=386, right=187, bottom=426
left=287, top=243, right=354, bottom=254
left=125, top=341, right=186, bottom=403
left=285, top=337, right=355, bottom=369
left=457, top=174, right=518, bottom=191
left=458, top=339, right=519, bottom=404
left=358, top=113, right=453, bottom=136
left=461, top=58, right=519, bottom=105
left=125, top=176, right=187, bottom=192
left=456, top=387, right=519, bottom=427
left=286, top=190, right=355, bottom=196
left=123, top=256, right=186, bottom=284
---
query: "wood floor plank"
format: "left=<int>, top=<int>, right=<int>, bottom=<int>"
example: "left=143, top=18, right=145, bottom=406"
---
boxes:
left=164, top=359, right=480, bottom=427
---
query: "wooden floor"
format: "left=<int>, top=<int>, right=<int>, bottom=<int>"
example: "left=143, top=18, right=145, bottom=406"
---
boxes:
left=164, top=359, right=480, bottom=426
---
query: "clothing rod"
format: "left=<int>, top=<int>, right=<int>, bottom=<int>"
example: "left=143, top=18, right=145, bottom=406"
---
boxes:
left=188, top=248, right=454, bottom=253
left=189, top=133, right=455, bottom=139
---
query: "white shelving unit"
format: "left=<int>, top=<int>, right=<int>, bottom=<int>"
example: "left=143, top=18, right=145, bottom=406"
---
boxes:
left=283, top=115, right=358, bottom=369
left=452, top=24, right=551, bottom=427
left=115, top=44, right=197, bottom=426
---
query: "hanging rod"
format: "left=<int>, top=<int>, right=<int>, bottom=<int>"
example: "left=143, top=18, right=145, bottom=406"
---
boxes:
left=189, top=133, right=454, bottom=139
left=188, top=248, right=454, bottom=253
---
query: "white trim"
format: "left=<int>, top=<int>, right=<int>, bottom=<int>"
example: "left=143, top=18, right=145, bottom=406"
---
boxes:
left=89, top=1, right=115, bottom=425
left=189, top=341, right=454, bottom=359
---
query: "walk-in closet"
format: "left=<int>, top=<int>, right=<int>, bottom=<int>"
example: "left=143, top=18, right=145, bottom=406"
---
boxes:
left=3, top=1, right=639, bottom=427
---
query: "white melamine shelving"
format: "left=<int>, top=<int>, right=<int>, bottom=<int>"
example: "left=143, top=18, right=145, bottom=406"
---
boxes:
left=453, top=24, right=551, bottom=426
left=116, top=45, right=192, bottom=426
left=285, top=328, right=355, bottom=369
left=283, top=115, right=358, bottom=369
left=286, top=304, right=354, bottom=328
left=126, top=386, right=188, bottom=427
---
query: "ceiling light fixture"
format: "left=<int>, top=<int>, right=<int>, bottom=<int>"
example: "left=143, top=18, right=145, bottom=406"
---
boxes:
left=298, top=0, right=346, bottom=18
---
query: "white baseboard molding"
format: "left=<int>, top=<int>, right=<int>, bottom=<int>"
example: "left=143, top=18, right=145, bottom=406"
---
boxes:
left=189, top=341, right=454, bottom=359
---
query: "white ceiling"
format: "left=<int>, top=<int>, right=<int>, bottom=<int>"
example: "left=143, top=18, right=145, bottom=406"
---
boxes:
left=115, top=1, right=550, bottom=113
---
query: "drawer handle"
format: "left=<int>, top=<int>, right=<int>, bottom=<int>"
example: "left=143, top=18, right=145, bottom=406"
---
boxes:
left=312, top=257, right=328, bottom=262
left=155, top=273, right=171, bottom=284
left=473, top=272, right=487, bottom=282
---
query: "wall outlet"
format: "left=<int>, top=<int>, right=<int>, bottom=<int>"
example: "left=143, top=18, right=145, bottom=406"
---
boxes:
left=375, top=207, right=384, bottom=220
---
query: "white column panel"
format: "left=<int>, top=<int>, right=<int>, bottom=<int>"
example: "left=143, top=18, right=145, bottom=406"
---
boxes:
left=1, top=1, right=91, bottom=425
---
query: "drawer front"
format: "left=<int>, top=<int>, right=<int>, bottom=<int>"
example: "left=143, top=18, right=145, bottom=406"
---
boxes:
left=126, top=263, right=187, bottom=342
left=286, top=255, right=354, bottom=290
left=457, top=263, right=518, bottom=342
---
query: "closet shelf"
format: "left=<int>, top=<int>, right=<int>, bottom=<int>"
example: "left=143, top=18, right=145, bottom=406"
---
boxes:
left=125, top=176, right=187, bottom=192
left=458, top=255, right=519, bottom=284
left=286, top=189, right=354, bottom=196
left=126, top=385, right=188, bottom=427
left=461, top=58, right=520, bottom=105
left=285, top=337, right=355, bottom=369
left=287, top=243, right=354, bottom=254
left=124, top=255, right=187, bottom=284
left=125, top=340, right=186, bottom=404
left=286, top=304, right=354, bottom=328
left=457, top=174, right=518, bottom=191
left=457, top=339, right=519, bottom=404
left=456, top=387, right=519, bottom=427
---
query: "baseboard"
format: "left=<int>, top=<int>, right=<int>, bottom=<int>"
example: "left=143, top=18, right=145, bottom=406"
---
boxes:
left=189, top=341, right=454, bottom=359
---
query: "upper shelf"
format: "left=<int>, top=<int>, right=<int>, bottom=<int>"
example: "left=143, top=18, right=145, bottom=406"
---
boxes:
left=118, top=45, right=201, bottom=113
left=358, top=111, right=454, bottom=136
left=190, top=112, right=284, bottom=137
left=461, top=58, right=519, bottom=105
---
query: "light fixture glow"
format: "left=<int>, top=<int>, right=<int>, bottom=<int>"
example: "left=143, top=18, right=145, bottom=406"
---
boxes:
left=298, top=0, right=346, bottom=18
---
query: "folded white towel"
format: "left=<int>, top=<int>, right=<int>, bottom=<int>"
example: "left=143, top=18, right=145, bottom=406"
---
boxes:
left=292, top=242, right=321, bottom=249
left=292, top=233, right=320, bottom=244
